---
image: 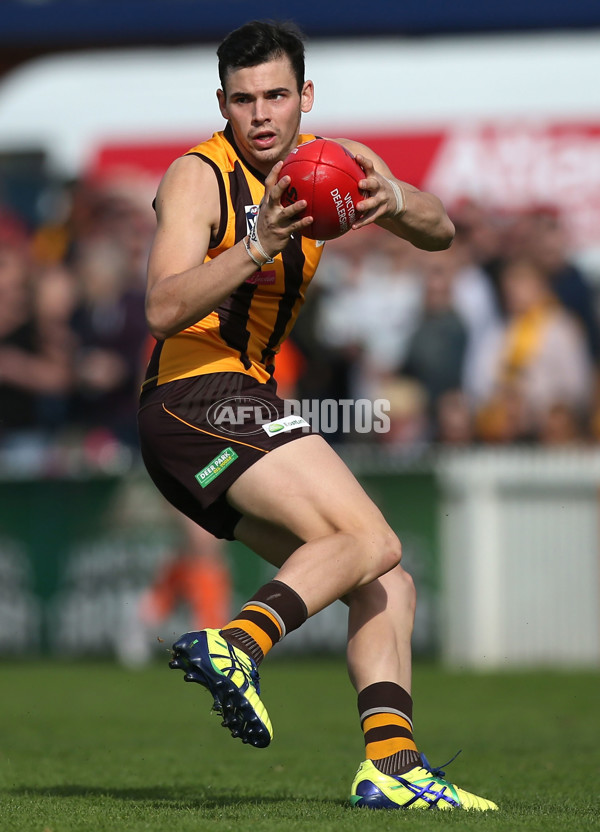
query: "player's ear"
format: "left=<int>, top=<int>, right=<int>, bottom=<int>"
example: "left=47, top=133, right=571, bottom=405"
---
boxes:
left=301, top=80, right=314, bottom=114
left=217, top=88, right=229, bottom=120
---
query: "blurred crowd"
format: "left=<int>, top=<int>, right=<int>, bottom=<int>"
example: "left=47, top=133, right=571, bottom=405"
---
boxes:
left=287, top=200, right=600, bottom=447
left=0, top=176, right=153, bottom=473
left=1, top=172, right=600, bottom=470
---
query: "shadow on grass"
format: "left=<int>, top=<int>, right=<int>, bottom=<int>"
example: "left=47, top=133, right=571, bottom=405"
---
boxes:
left=4, top=785, right=348, bottom=810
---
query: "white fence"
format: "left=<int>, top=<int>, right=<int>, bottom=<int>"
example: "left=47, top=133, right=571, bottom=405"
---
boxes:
left=438, top=449, right=600, bottom=668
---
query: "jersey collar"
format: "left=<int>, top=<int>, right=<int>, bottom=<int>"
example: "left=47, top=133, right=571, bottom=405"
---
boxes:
left=224, top=122, right=269, bottom=185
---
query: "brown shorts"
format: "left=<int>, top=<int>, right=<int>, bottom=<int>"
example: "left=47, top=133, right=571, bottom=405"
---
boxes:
left=137, top=372, right=314, bottom=539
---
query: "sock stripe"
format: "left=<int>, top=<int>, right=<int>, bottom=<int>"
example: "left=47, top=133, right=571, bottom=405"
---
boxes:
left=360, top=706, right=413, bottom=728
left=223, top=619, right=274, bottom=657
left=364, top=725, right=414, bottom=744
left=230, top=608, right=282, bottom=645
left=221, top=580, right=308, bottom=667
left=362, top=713, right=413, bottom=733
left=358, top=682, right=413, bottom=719
left=243, top=603, right=285, bottom=638
left=358, top=682, right=420, bottom=777
left=366, top=736, right=419, bottom=760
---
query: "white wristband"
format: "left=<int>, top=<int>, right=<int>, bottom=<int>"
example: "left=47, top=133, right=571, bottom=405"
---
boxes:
left=386, top=178, right=407, bottom=217
left=243, top=236, right=265, bottom=268
left=249, top=223, right=275, bottom=264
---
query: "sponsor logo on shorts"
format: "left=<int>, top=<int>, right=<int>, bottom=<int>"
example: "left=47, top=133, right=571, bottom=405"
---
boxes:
left=261, top=414, right=310, bottom=435
left=206, top=396, right=280, bottom=436
left=195, top=447, right=238, bottom=488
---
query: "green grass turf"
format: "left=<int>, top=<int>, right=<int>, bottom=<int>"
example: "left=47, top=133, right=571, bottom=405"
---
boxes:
left=0, top=657, right=598, bottom=831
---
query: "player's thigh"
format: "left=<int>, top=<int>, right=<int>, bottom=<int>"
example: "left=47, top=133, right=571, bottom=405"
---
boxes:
left=226, top=433, right=390, bottom=542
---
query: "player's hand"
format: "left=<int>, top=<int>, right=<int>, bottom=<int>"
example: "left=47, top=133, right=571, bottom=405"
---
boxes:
left=352, top=154, right=400, bottom=229
left=255, top=161, right=314, bottom=256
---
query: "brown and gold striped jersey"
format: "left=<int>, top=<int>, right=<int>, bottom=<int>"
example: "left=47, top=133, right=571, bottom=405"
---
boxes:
left=142, top=125, right=324, bottom=391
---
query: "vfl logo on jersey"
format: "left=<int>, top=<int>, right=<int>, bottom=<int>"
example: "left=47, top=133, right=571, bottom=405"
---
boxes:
left=244, top=204, right=278, bottom=284
left=245, top=204, right=260, bottom=236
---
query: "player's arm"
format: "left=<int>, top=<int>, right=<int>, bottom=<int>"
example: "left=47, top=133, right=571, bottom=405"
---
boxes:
left=145, top=156, right=311, bottom=341
left=334, top=138, right=455, bottom=251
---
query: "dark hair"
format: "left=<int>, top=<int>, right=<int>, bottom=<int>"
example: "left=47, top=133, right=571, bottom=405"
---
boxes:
left=217, top=20, right=306, bottom=95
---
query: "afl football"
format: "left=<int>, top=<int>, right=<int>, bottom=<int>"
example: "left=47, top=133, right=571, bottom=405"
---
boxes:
left=278, top=138, right=365, bottom=240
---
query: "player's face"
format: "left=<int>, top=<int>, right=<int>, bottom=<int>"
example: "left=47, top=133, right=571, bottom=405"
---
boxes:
left=217, top=56, right=314, bottom=175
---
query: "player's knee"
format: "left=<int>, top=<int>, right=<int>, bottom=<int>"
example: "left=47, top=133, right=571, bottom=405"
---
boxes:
left=385, top=528, right=403, bottom=572
left=368, top=526, right=402, bottom=579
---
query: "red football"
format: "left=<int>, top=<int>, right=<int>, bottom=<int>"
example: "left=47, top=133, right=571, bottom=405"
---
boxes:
left=278, top=138, right=365, bottom=240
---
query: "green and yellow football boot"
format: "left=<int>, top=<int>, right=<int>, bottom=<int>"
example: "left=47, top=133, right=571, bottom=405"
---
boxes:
left=350, top=755, right=498, bottom=810
left=170, top=628, right=273, bottom=748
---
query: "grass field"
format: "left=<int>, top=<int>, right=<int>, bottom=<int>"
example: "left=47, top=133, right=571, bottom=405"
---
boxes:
left=0, top=657, right=598, bottom=831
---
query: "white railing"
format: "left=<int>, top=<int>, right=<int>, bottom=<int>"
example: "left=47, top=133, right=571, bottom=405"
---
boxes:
left=438, top=448, right=600, bottom=668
